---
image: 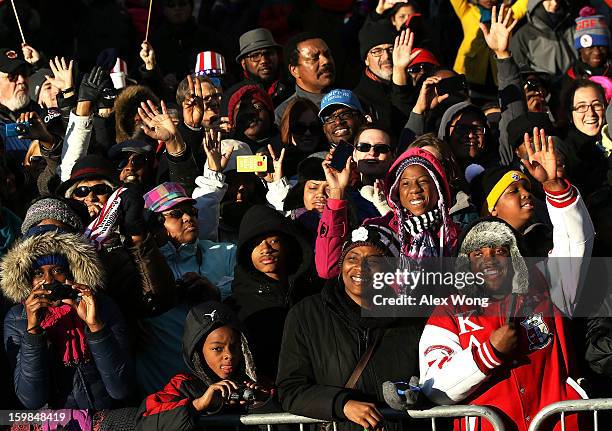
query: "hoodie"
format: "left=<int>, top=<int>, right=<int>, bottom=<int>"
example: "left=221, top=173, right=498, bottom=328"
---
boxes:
left=227, top=205, right=314, bottom=380
left=510, top=0, right=576, bottom=78
left=135, top=301, right=259, bottom=431
left=1, top=231, right=130, bottom=409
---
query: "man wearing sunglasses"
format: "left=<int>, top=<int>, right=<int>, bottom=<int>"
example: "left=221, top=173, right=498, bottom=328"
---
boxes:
left=108, top=140, right=155, bottom=188
left=236, top=28, right=291, bottom=107
left=0, top=48, right=38, bottom=162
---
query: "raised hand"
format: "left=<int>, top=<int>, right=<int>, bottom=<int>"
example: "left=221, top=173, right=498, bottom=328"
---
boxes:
left=78, top=66, right=111, bottom=103
left=479, top=4, right=518, bottom=58
left=413, top=76, right=450, bottom=114
left=183, top=74, right=205, bottom=129
left=392, top=29, right=420, bottom=71
left=203, top=129, right=233, bottom=172
left=139, top=41, right=156, bottom=71
left=521, top=127, right=562, bottom=191
left=48, top=57, right=74, bottom=91
left=138, top=99, right=178, bottom=142
left=17, top=112, right=53, bottom=143
left=322, top=149, right=353, bottom=200
left=264, top=144, right=286, bottom=183
left=21, top=43, right=40, bottom=65
left=63, top=282, right=103, bottom=333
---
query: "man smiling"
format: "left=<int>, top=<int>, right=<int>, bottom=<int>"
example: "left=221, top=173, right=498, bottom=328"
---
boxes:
left=318, top=89, right=366, bottom=148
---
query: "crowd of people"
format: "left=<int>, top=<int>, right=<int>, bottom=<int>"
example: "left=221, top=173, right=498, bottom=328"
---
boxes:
left=1, top=0, right=612, bottom=430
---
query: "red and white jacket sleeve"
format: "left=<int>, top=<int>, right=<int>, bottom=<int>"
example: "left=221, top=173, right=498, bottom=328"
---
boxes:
left=541, top=180, right=595, bottom=316
left=419, top=315, right=503, bottom=405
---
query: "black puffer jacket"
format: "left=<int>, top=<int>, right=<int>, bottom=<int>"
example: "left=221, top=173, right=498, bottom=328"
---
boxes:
left=135, top=301, right=275, bottom=431
left=277, top=281, right=423, bottom=431
left=227, top=205, right=315, bottom=381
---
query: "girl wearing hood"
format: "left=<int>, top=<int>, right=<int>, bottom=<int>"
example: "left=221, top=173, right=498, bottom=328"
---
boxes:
left=277, top=224, right=422, bottom=431
left=1, top=231, right=131, bottom=410
left=136, top=301, right=272, bottom=431
left=316, top=147, right=459, bottom=279
left=418, top=136, right=595, bottom=431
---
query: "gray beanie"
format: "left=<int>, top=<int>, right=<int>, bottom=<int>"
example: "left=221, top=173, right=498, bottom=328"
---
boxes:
left=21, top=198, right=84, bottom=234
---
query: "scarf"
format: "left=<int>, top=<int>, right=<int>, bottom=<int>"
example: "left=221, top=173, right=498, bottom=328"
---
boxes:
left=40, top=304, right=91, bottom=366
left=84, top=186, right=126, bottom=250
left=478, top=5, right=492, bottom=23
left=402, top=208, right=443, bottom=261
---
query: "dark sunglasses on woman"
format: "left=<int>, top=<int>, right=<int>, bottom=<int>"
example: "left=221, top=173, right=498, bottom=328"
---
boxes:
left=292, top=122, right=321, bottom=136
left=72, top=184, right=113, bottom=198
left=162, top=206, right=199, bottom=219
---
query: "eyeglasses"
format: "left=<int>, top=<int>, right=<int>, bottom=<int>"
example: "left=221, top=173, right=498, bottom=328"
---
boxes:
left=355, top=143, right=392, bottom=154
left=322, top=110, right=357, bottom=125
left=244, top=49, right=277, bottom=62
left=72, top=184, right=113, bottom=198
left=162, top=206, right=198, bottom=219
left=292, top=122, right=321, bottom=136
left=573, top=102, right=605, bottom=113
left=116, top=153, right=149, bottom=171
left=451, top=125, right=486, bottom=136
left=369, top=46, right=394, bottom=58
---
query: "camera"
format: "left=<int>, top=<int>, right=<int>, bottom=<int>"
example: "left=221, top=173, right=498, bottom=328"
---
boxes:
left=44, top=280, right=79, bottom=302
left=5, top=121, right=30, bottom=138
left=228, top=385, right=258, bottom=403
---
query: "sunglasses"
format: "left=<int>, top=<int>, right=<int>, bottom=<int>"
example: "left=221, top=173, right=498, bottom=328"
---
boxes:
left=292, top=122, right=320, bottom=136
left=116, top=154, right=149, bottom=171
left=162, top=206, right=198, bottom=219
left=72, top=184, right=113, bottom=198
left=355, top=143, right=392, bottom=154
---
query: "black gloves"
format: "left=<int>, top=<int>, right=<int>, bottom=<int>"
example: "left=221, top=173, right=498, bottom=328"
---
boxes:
left=78, top=66, right=111, bottom=103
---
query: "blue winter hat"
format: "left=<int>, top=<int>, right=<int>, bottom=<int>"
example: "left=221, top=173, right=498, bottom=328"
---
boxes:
left=319, top=89, right=364, bottom=119
left=32, top=254, right=69, bottom=270
left=574, top=8, right=610, bottom=50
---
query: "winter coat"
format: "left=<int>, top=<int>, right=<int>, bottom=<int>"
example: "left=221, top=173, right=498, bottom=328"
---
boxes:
left=276, top=281, right=423, bottom=431
left=1, top=231, right=131, bottom=409
left=353, top=72, right=413, bottom=136
left=136, top=301, right=276, bottom=431
left=226, top=205, right=315, bottom=381
left=510, top=0, right=576, bottom=79
left=562, top=126, right=608, bottom=197
left=419, top=183, right=595, bottom=431
left=451, top=0, right=528, bottom=86
left=315, top=148, right=459, bottom=279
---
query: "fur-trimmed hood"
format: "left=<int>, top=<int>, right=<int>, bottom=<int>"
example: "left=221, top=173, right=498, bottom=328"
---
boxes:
left=0, top=231, right=104, bottom=303
left=114, top=85, right=159, bottom=143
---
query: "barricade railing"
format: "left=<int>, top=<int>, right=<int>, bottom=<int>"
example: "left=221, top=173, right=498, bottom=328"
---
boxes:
left=528, top=398, right=612, bottom=431
left=197, top=405, right=506, bottom=431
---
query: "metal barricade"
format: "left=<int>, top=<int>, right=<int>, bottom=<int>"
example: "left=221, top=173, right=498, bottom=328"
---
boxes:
left=197, top=406, right=506, bottom=431
left=528, top=398, right=612, bottom=431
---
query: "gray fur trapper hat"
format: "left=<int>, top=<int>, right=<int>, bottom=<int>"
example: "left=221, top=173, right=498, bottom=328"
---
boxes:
left=455, top=217, right=529, bottom=295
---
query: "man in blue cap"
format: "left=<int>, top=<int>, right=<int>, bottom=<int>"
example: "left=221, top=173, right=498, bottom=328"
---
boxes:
left=318, top=88, right=367, bottom=148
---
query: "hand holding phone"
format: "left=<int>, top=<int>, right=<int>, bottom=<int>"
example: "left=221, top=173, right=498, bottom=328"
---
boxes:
left=436, top=74, right=468, bottom=97
left=330, top=140, right=354, bottom=172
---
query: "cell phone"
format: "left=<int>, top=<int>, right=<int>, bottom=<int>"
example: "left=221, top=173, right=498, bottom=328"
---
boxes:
left=5, top=122, right=30, bottom=138
left=436, top=75, right=468, bottom=97
left=45, top=281, right=79, bottom=302
left=330, top=140, right=354, bottom=172
left=525, top=79, right=540, bottom=92
left=236, top=155, right=268, bottom=173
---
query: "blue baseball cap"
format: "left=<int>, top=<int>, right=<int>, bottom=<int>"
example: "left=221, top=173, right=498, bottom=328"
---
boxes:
left=318, top=89, right=364, bottom=119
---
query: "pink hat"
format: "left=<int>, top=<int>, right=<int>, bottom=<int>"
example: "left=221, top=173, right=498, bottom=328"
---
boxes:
left=144, top=182, right=196, bottom=213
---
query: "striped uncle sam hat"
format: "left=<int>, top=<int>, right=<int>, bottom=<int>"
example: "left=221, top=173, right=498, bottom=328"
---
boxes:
left=195, top=51, right=226, bottom=77
left=111, top=57, right=128, bottom=74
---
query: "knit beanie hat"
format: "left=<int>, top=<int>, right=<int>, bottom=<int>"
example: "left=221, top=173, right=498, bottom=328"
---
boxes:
left=359, top=21, right=398, bottom=60
left=506, top=112, right=554, bottom=149
left=225, top=83, right=274, bottom=127
left=32, top=254, right=69, bottom=270
left=470, top=166, right=529, bottom=214
left=28, top=68, right=52, bottom=103
left=21, top=198, right=84, bottom=234
left=574, top=7, right=610, bottom=50
left=339, top=225, right=401, bottom=268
